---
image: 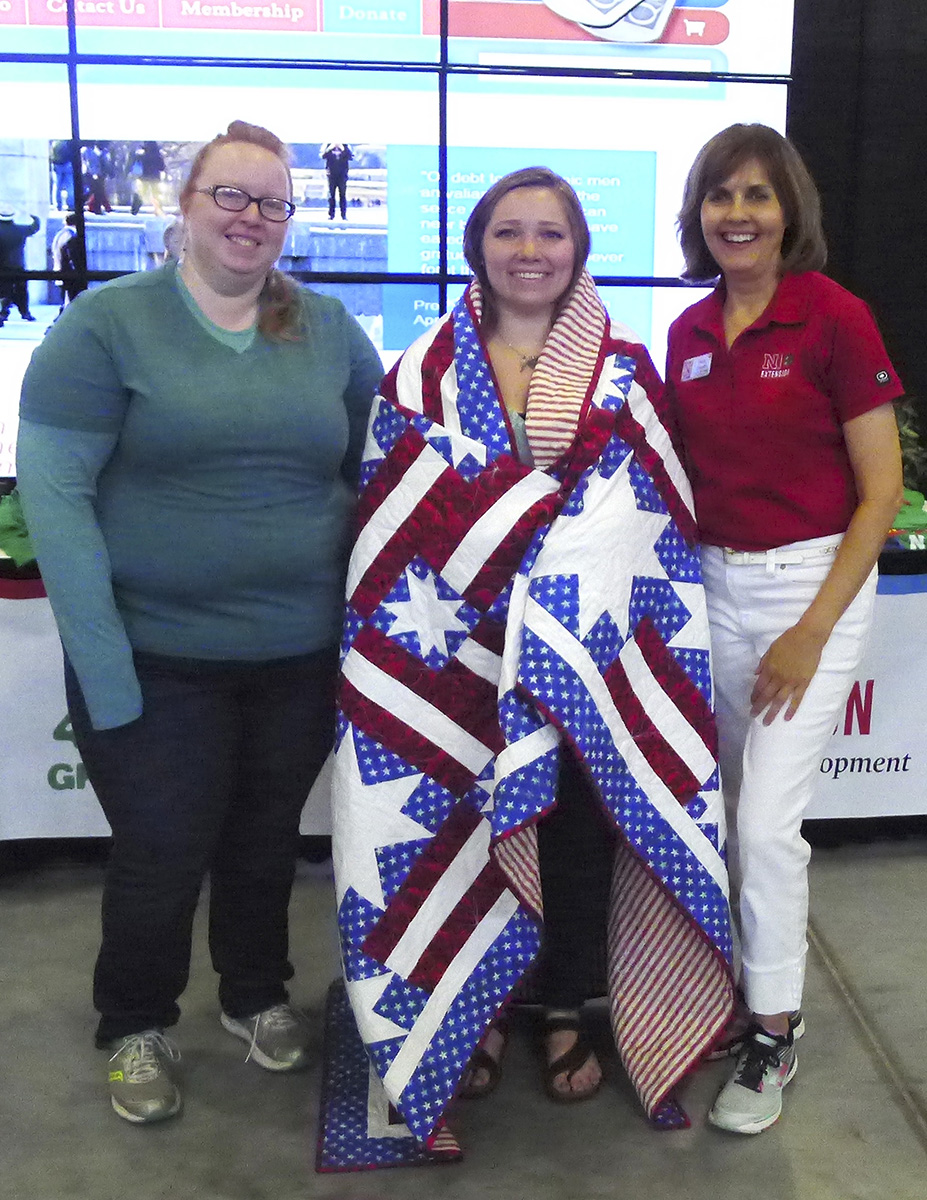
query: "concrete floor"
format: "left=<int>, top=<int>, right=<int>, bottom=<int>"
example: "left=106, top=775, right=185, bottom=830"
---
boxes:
left=2, top=833, right=926, bottom=1200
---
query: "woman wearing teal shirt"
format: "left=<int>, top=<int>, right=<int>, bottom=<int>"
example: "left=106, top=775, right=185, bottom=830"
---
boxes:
left=16, top=121, right=382, bottom=1125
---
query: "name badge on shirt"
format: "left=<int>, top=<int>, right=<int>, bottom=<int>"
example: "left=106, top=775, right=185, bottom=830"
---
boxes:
left=681, top=353, right=712, bottom=382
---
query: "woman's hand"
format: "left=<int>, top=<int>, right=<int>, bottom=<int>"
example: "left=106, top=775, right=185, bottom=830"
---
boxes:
left=750, top=624, right=828, bottom=725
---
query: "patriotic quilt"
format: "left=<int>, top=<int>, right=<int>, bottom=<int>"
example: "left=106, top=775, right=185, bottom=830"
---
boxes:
left=328, top=275, right=734, bottom=1168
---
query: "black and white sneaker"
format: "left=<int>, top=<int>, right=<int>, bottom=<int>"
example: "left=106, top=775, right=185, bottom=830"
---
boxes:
left=707, top=1008, right=804, bottom=1061
left=709, top=1023, right=797, bottom=1134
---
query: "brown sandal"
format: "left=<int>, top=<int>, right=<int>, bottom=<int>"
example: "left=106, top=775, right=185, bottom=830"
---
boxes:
left=459, top=1016, right=509, bottom=1100
left=542, top=1013, right=602, bottom=1104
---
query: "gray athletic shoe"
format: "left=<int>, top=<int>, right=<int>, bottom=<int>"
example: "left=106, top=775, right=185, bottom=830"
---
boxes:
left=107, top=1030, right=182, bottom=1124
left=220, top=1004, right=313, bottom=1071
left=709, top=1024, right=797, bottom=1134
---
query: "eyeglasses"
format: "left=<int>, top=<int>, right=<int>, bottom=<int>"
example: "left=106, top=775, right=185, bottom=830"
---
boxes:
left=194, top=185, right=296, bottom=223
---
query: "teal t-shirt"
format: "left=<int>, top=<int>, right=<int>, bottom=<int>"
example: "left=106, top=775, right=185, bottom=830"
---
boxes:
left=18, top=262, right=383, bottom=729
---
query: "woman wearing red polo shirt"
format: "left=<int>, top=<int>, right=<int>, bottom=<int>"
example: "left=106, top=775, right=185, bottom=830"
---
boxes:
left=666, top=124, right=903, bottom=1135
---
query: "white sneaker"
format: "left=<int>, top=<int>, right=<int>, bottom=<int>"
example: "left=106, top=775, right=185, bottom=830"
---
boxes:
left=220, top=1004, right=313, bottom=1071
left=709, top=1025, right=797, bottom=1134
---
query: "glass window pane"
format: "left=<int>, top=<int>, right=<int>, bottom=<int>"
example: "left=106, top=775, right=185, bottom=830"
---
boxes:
left=73, top=0, right=438, bottom=63
left=449, top=0, right=793, bottom=74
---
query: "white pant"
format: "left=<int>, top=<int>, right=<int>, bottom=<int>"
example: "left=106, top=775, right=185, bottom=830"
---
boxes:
left=701, top=536, right=877, bottom=1015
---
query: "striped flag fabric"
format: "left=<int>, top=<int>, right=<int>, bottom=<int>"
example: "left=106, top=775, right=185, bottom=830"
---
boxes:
left=327, top=279, right=733, bottom=1167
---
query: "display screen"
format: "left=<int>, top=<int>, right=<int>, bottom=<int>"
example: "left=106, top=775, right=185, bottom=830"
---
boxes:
left=2, top=0, right=792, bottom=70
left=0, top=2, right=794, bottom=468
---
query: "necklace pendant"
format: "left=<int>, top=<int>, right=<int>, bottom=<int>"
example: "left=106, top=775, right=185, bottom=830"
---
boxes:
left=521, top=355, right=540, bottom=371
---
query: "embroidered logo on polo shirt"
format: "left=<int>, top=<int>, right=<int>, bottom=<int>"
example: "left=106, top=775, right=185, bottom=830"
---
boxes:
left=761, top=352, right=792, bottom=379
left=875, top=369, right=891, bottom=385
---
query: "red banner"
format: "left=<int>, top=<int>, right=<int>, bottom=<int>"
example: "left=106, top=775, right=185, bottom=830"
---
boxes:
left=17, top=0, right=320, bottom=29
left=25, top=0, right=157, bottom=26
left=0, top=0, right=30, bottom=25
left=161, top=0, right=319, bottom=31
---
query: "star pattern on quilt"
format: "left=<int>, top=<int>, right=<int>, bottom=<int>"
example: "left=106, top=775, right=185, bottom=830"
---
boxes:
left=376, top=837, right=432, bottom=905
left=401, top=776, right=457, bottom=834
left=380, top=562, right=472, bottom=661
left=668, top=645, right=713, bottom=704
left=359, top=399, right=409, bottom=488
left=332, top=727, right=431, bottom=909
left=531, top=468, right=670, bottom=640
left=346, top=974, right=408, bottom=1043
left=341, top=605, right=364, bottom=659
left=338, top=888, right=388, bottom=984
left=654, top=523, right=701, bottom=583
left=418, top=425, right=489, bottom=476
left=598, top=353, right=639, bottom=412
left=610, top=769, right=730, bottom=953
left=391, top=909, right=541, bottom=1142
left=373, top=974, right=431, bottom=1032
left=350, top=724, right=423, bottom=786
left=491, top=750, right=560, bottom=834
left=453, top=302, right=510, bottom=460
left=628, top=576, right=692, bottom=646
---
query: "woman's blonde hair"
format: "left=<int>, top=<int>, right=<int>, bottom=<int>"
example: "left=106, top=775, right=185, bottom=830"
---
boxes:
left=180, top=120, right=304, bottom=342
left=677, top=123, right=827, bottom=282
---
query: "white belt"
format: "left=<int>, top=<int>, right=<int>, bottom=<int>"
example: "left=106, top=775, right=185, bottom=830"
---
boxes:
left=721, top=543, right=840, bottom=570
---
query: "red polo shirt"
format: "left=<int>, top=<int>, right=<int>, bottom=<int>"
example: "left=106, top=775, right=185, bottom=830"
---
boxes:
left=665, top=271, right=903, bottom=551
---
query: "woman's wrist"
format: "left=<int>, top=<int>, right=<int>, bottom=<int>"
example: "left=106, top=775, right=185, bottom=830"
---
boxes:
left=792, top=613, right=834, bottom=644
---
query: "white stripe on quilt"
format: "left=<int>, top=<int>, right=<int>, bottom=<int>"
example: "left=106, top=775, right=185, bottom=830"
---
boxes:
left=347, top=442, right=448, bottom=597
left=383, top=889, right=520, bottom=1096
left=525, top=597, right=728, bottom=894
left=624, top=377, right=695, bottom=522
left=494, top=723, right=560, bottom=781
left=439, top=362, right=463, bottom=437
left=394, top=316, right=447, bottom=416
left=343, top=648, right=494, bottom=775
left=618, top=634, right=715, bottom=781
left=384, top=819, right=491, bottom=977
left=366, top=1063, right=417, bottom=1140
left=454, top=638, right=503, bottom=685
left=442, top=472, right=559, bottom=595
left=347, top=975, right=406, bottom=1045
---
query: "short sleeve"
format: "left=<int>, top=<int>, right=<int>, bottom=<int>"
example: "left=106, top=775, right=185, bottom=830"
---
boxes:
left=19, top=290, right=131, bottom=434
left=825, top=293, right=904, bottom=423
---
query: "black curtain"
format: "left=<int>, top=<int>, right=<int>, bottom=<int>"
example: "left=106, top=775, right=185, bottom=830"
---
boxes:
left=789, top=0, right=927, bottom=402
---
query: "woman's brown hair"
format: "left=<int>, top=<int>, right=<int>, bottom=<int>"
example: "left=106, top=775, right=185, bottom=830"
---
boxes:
left=462, top=166, right=591, bottom=335
left=180, top=120, right=304, bottom=342
left=676, top=123, right=827, bottom=283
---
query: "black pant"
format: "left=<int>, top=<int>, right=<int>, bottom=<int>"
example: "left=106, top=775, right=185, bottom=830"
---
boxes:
left=0, top=281, right=31, bottom=319
left=65, top=648, right=337, bottom=1046
left=535, top=752, right=615, bottom=1008
left=328, top=173, right=347, bottom=219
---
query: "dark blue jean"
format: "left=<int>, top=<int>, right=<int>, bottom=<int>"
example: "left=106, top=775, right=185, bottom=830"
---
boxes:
left=536, top=751, right=615, bottom=1008
left=64, top=647, right=337, bottom=1046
